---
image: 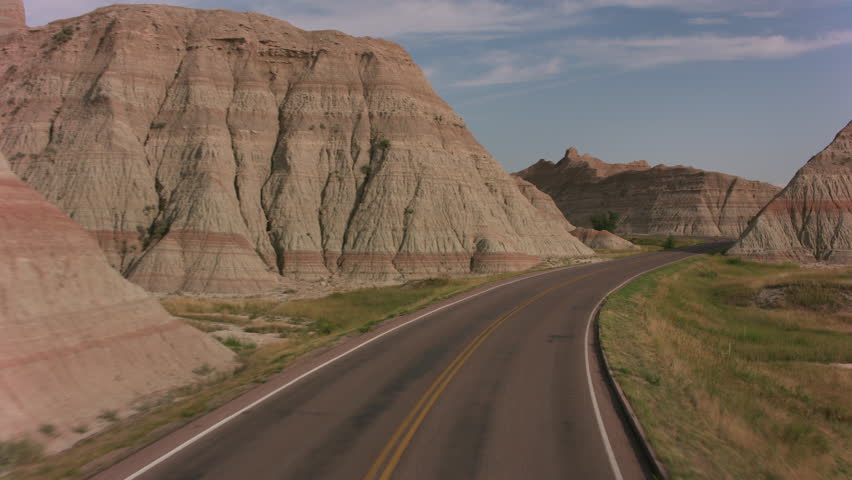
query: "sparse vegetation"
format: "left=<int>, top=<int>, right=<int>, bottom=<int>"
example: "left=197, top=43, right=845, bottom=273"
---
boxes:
left=192, top=364, right=215, bottom=376
left=218, top=336, right=257, bottom=353
left=71, top=425, right=88, bottom=435
left=599, top=255, right=852, bottom=479
left=590, top=210, right=620, bottom=232
left=0, top=438, right=43, bottom=468
left=97, top=410, right=118, bottom=423
left=51, top=26, right=74, bottom=45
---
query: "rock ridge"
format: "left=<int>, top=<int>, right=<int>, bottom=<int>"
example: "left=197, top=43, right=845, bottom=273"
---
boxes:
left=0, top=4, right=594, bottom=293
left=516, top=148, right=781, bottom=238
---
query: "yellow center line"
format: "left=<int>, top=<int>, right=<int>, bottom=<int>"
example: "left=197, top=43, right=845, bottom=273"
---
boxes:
left=364, top=254, right=671, bottom=480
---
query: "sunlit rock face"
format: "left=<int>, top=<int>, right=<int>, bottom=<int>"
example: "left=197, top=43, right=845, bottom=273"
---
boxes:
left=517, top=147, right=781, bottom=238
left=730, top=121, right=852, bottom=264
left=0, top=4, right=594, bottom=293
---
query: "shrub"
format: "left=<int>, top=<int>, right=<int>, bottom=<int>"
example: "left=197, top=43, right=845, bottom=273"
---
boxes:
left=150, top=121, right=167, bottom=129
left=97, top=409, right=119, bottom=422
left=377, top=137, right=391, bottom=150
left=590, top=211, right=620, bottom=232
left=662, top=235, right=676, bottom=250
left=192, top=363, right=214, bottom=376
left=52, top=26, right=74, bottom=44
left=218, top=336, right=256, bottom=353
left=71, top=425, right=88, bottom=434
left=38, top=424, right=56, bottom=437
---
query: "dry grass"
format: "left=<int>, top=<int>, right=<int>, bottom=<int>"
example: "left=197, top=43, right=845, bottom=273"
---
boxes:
left=599, top=255, right=852, bottom=479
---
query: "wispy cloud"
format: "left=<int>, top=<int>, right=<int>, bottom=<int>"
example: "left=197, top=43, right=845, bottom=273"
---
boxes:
left=572, top=31, right=852, bottom=68
left=686, top=17, right=730, bottom=25
left=741, top=10, right=785, bottom=18
left=251, top=0, right=544, bottom=38
left=454, top=51, right=563, bottom=87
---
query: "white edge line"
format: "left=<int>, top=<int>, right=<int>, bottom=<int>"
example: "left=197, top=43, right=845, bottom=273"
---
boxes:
left=125, top=264, right=586, bottom=480
left=584, top=252, right=698, bottom=480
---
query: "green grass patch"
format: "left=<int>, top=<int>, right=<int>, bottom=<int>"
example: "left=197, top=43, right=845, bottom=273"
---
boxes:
left=599, top=255, right=852, bottom=479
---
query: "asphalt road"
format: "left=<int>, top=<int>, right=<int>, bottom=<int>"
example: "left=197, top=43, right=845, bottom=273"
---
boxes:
left=96, top=243, right=724, bottom=480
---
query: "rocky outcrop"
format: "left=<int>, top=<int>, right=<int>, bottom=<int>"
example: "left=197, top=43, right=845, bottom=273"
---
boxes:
left=0, top=152, right=235, bottom=451
left=730, top=121, right=852, bottom=264
left=516, top=148, right=781, bottom=238
left=0, top=0, right=25, bottom=36
left=570, top=228, right=639, bottom=250
left=0, top=4, right=594, bottom=293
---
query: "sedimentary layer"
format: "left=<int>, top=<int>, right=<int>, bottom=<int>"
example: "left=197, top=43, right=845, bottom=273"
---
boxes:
left=0, top=4, right=593, bottom=293
left=516, top=148, right=780, bottom=238
left=730, top=121, right=852, bottom=264
left=0, top=152, right=234, bottom=451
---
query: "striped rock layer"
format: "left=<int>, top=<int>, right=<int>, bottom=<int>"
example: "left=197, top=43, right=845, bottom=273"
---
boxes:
left=730, top=121, right=852, bottom=264
left=0, top=153, right=234, bottom=450
left=0, top=4, right=593, bottom=293
left=516, top=147, right=781, bottom=238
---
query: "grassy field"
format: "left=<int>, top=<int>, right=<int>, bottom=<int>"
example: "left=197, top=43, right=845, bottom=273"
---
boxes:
left=6, top=272, right=547, bottom=479
left=599, top=255, right=852, bottom=479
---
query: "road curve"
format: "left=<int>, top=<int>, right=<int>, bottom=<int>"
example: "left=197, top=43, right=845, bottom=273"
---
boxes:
left=95, top=244, right=723, bottom=480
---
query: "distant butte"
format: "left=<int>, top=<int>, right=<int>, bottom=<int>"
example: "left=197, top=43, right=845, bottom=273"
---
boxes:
left=516, top=147, right=781, bottom=238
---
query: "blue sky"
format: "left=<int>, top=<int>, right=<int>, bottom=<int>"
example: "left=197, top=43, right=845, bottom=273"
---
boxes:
left=26, top=0, right=852, bottom=185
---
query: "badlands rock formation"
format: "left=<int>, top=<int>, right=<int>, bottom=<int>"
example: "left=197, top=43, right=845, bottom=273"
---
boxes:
left=0, top=152, right=234, bottom=450
left=0, top=0, right=25, bottom=36
left=570, top=228, right=639, bottom=250
left=730, top=121, right=852, bottom=264
left=0, top=3, right=593, bottom=293
left=517, top=148, right=781, bottom=238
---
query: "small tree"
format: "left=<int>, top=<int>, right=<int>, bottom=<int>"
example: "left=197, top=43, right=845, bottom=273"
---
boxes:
left=590, top=211, right=620, bottom=232
left=663, top=235, right=676, bottom=250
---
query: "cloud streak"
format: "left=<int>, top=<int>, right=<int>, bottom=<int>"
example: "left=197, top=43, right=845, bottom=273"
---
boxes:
left=251, top=0, right=544, bottom=38
left=686, top=17, right=730, bottom=25
left=573, top=31, right=852, bottom=68
left=454, top=51, right=563, bottom=87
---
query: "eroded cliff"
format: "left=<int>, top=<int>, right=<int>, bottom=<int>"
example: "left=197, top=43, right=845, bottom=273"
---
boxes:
left=0, top=4, right=593, bottom=293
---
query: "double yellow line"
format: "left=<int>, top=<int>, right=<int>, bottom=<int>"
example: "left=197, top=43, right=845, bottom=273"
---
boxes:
left=363, top=256, right=658, bottom=480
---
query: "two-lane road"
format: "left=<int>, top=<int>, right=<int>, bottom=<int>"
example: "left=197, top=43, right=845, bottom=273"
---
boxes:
left=96, top=243, right=724, bottom=480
